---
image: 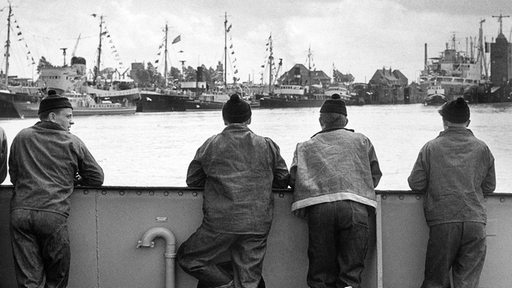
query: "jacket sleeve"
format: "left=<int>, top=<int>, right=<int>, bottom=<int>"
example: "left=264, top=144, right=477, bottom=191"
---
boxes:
left=289, top=146, right=298, bottom=190
left=186, top=159, right=206, bottom=187
left=266, top=138, right=290, bottom=189
left=186, top=143, right=207, bottom=187
left=481, top=149, right=496, bottom=194
left=367, top=140, right=382, bottom=188
left=76, top=139, right=104, bottom=186
left=408, top=146, right=429, bottom=192
left=0, top=129, right=7, bottom=184
left=8, top=135, right=17, bottom=185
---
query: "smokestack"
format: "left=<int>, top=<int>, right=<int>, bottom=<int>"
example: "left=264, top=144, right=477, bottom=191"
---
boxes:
left=424, top=43, right=428, bottom=71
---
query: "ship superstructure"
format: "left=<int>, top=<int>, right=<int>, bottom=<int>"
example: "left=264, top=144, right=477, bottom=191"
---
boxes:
left=419, top=33, right=486, bottom=99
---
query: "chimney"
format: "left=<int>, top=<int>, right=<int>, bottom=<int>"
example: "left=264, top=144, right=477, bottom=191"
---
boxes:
left=424, top=43, right=428, bottom=71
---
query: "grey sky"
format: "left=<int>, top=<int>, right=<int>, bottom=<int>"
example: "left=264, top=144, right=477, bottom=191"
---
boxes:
left=2, top=0, right=511, bottom=83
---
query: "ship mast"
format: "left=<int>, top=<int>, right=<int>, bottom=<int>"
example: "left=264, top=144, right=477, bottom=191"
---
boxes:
left=164, top=23, right=169, bottom=87
left=94, top=15, right=104, bottom=85
left=224, top=12, right=228, bottom=88
left=307, top=46, right=312, bottom=93
left=268, top=34, right=273, bottom=95
left=4, top=3, right=12, bottom=86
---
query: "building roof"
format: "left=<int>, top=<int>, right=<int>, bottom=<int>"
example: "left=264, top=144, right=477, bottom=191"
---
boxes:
left=277, top=64, right=331, bottom=85
left=369, top=68, right=408, bottom=86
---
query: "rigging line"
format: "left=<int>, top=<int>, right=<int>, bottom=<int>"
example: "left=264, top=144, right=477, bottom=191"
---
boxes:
left=28, top=34, right=96, bottom=41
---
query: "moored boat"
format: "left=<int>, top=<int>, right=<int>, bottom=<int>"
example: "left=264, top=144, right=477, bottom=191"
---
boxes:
left=424, top=84, right=447, bottom=106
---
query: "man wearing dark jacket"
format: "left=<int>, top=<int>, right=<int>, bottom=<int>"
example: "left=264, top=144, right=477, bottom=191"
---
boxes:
left=177, top=94, right=289, bottom=288
left=9, top=92, right=104, bottom=288
left=408, top=97, right=495, bottom=288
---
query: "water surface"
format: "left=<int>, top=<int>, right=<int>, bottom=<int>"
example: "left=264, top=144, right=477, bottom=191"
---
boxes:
left=1, top=103, right=511, bottom=192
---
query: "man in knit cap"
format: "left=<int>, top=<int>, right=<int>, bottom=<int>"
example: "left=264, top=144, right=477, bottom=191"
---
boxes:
left=408, top=97, right=495, bottom=288
left=177, top=93, right=289, bottom=288
left=290, top=94, right=382, bottom=288
left=9, top=91, right=104, bottom=287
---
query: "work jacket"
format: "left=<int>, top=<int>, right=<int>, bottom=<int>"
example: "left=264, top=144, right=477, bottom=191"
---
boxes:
left=9, top=121, right=104, bottom=217
left=290, top=128, right=381, bottom=211
left=0, top=127, right=7, bottom=184
left=408, top=127, right=496, bottom=226
left=187, top=124, right=289, bottom=234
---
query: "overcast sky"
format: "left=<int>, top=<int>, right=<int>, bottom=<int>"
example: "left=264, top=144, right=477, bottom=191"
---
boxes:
left=1, top=0, right=511, bottom=83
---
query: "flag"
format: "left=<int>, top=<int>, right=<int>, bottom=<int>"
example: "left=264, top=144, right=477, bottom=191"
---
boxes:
left=172, top=35, right=181, bottom=44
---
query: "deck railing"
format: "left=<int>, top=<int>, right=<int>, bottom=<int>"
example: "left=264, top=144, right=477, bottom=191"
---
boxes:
left=0, top=186, right=509, bottom=288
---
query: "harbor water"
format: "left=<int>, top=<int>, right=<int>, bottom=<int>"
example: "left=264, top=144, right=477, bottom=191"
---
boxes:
left=1, top=103, right=511, bottom=192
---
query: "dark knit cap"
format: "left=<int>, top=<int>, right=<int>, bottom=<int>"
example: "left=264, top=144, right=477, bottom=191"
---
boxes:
left=38, top=91, right=73, bottom=114
left=439, top=97, right=470, bottom=123
left=222, top=93, right=252, bottom=123
left=320, top=94, right=347, bottom=116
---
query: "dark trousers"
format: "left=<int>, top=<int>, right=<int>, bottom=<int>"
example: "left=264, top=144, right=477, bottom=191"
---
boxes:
left=10, top=209, right=70, bottom=288
left=421, top=222, right=486, bottom=288
left=306, top=200, right=370, bottom=288
left=177, top=225, right=268, bottom=288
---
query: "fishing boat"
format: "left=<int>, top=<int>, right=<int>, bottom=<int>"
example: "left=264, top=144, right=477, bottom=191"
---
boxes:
left=1, top=12, right=140, bottom=118
left=258, top=45, right=333, bottom=109
left=136, top=24, right=192, bottom=112
left=424, top=84, right=447, bottom=106
left=178, top=12, right=243, bottom=111
left=0, top=3, right=44, bottom=118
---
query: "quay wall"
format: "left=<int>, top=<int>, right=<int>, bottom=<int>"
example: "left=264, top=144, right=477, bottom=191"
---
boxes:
left=0, top=186, right=511, bottom=288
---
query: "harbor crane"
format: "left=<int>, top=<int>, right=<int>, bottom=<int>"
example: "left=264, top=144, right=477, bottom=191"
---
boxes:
left=71, top=34, right=81, bottom=57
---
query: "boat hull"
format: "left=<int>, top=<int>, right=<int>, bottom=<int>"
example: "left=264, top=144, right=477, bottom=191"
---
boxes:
left=259, top=97, right=325, bottom=108
left=136, top=91, right=190, bottom=112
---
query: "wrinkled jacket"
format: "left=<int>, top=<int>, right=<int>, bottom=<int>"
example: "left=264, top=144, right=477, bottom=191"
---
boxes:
left=408, top=127, right=495, bottom=226
left=187, top=124, right=289, bottom=234
left=0, top=127, right=7, bottom=184
left=9, top=121, right=104, bottom=217
left=290, top=128, right=381, bottom=211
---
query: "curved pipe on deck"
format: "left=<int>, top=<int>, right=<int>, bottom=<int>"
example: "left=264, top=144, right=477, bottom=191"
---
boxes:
left=137, top=227, right=177, bottom=288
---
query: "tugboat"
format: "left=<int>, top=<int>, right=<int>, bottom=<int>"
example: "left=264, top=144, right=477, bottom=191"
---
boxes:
left=424, top=84, right=447, bottom=106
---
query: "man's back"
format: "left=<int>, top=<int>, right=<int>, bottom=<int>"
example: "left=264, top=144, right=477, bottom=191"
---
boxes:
left=9, top=122, right=104, bottom=216
left=409, top=127, right=495, bottom=225
left=187, top=124, right=288, bottom=234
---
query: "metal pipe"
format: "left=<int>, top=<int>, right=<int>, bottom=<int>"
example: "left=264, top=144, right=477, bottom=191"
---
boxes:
left=137, top=227, right=176, bottom=288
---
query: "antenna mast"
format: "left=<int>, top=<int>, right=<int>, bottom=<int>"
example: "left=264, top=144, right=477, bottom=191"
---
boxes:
left=492, top=13, right=510, bottom=35
left=224, top=12, right=228, bottom=88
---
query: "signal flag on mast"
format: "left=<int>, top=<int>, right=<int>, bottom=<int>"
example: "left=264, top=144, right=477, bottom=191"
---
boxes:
left=172, top=35, right=181, bottom=44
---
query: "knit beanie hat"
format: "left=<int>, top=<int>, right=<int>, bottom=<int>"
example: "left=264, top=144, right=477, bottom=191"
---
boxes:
left=38, top=90, right=73, bottom=114
left=320, top=94, right=347, bottom=116
left=439, top=97, right=470, bottom=123
left=222, top=94, right=252, bottom=123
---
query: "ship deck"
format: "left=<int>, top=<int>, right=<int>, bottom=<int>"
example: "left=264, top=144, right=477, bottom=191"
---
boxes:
left=0, top=186, right=510, bottom=287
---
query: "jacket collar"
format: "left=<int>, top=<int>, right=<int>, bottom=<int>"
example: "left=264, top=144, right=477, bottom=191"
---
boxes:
left=35, top=121, right=68, bottom=132
left=440, top=126, right=473, bottom=136
left=311, top=127, right=354, bottom=138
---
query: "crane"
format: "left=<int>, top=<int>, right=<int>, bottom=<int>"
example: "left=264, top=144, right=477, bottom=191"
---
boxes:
left=71, top=34, right=81, bottom=57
